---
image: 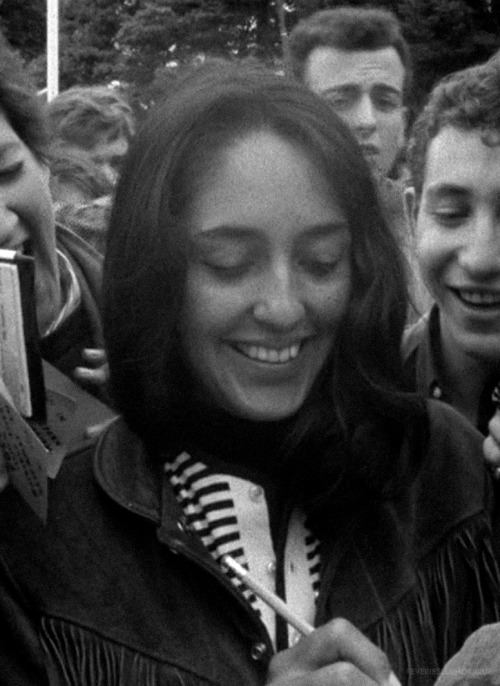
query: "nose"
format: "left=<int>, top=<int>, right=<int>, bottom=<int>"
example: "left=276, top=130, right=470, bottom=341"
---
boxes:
left=253, top=262, right=306, bottom=329
left=0, top=201, right=26, bottom=249
left=460, top=211, right=500, bottom=277
left=352, top=94, right=377, bottom=135
left=100, top=162, right=118, bottom=188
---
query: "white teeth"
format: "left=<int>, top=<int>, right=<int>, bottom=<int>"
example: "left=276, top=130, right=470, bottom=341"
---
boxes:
left=458, top=290, right=500, bottom=306
left=238, top=344, right=301, bottom=363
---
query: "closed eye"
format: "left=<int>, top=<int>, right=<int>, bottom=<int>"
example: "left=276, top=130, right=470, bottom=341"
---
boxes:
left=202, top=260, right=254, bottom=281
left=0, top=160, right=23, bottom=181
left=299, top=258, right=340, bottom=278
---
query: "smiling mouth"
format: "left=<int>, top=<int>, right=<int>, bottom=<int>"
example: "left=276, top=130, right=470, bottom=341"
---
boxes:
left=233, top=343, right=301, bottom=364
left=452, top=288, right=500, bottom=308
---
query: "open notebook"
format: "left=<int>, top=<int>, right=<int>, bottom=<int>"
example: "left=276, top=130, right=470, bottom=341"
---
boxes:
left=0, top=249, right=116, bottom=521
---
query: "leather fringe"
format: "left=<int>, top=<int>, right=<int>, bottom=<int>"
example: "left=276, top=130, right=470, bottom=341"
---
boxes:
left=40, top=617, right=209, bottom=686
left=370, top=515, right=500, bottom=685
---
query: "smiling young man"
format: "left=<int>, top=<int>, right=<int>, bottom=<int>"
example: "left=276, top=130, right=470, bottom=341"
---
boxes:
left=403, top=59, right=500, bottom=434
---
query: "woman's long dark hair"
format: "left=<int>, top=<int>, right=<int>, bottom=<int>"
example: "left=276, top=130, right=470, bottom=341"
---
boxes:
left=103, top=62, right=427, bottom=533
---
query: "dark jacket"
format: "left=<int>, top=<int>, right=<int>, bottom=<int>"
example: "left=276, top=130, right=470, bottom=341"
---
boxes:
left=0, top=400, right=498, bottom=686
left=403, top=306, right=498, bottom=435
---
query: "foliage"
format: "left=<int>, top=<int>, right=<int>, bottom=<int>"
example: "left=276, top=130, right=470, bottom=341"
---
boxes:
left=398, top=0, right=500, bottom=110
left=116, top=0, right=279, bottom=85
left=0, top=0, right=46, bottom=61
left=114, top=0, right=283, bottom=108
left=2, top=0, right=499, bottom=111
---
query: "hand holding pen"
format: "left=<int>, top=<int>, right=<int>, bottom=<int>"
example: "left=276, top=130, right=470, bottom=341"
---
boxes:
left=223, top=555, right=400, bottom=686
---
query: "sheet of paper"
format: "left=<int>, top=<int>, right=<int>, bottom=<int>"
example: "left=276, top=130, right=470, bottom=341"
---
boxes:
left=0, top=262, right=32, bottom=415
left=0, top=363, right=117, bottom=521
left=0, top=381, right=48, bottom=521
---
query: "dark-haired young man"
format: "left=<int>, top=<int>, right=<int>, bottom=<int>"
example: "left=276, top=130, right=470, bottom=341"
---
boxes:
left=404, top=58, right=500, bottom=434
left=289, top=6, right=431, bottom=319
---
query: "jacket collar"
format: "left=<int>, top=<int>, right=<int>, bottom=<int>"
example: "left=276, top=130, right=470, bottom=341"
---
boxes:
left=404, top=305, right=445, bottom=399
left=94, top=418, right=164, bottom=523
left=93, top=418, right=225, bottom=561
left=92, top=417, right=274, bottom=648
left=93, top=412, right=492, bottom=638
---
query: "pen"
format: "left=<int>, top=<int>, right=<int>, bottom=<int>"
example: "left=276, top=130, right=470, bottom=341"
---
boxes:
left=221, top=554, right=314, bottom=637
left=222, top=555, right=402, bottom=686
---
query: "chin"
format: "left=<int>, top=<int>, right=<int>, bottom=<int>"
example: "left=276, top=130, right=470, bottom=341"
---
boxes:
left=467, top=341, right=500, bottom=367
left=230, top=399, right=303, bottom=423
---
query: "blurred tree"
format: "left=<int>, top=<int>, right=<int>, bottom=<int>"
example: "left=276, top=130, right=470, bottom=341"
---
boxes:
left=115, top=0, right=283, bottom=107
left=398, top=0, right=500, bottom=110
left=21, top=0, right=135, bottom=89
left=116, top=0, right=280, bottom=79
left=56, top=0, right=127, bottom=87
left=0, top=0, right=45, bottom=60
left=3, top=0, right=499, bottom=108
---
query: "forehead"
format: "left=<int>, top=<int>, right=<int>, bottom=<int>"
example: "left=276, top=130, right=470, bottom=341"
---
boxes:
left=188, top=130, right=347, bottom=234
left=88, top=135, right=129, bottom=162
left=0, top=107, right=21, bottom=146
left=304, top=46, right=405, bottom=94
left=423, top=126, right=500, bottom=193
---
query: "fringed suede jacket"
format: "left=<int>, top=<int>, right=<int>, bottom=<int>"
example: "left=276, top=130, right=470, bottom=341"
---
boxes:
left=0, top=399, right=499, bottom=686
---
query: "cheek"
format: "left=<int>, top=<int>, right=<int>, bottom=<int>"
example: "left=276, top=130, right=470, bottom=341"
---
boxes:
left=184, top=279, right=247, bottom=333
left=24, top=173, right=55, bottom=244
left=315, top=268, right=352, bottom=327
left=415, top=227, right=450, bottom=287
left=380, top=114, right=404, bottom=144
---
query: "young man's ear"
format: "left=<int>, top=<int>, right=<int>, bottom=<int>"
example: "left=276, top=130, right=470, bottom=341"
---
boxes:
left=403, top=186, right=419, bottom=235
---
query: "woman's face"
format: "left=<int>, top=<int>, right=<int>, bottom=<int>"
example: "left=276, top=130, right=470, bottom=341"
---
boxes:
left=0, top=109, right=61, bottom=335
left=180, top=130, right=352, bottom=421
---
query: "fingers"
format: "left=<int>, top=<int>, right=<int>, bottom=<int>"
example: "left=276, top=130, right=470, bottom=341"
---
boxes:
left=73, top=363, right=109, bottom=386
left=85, top=418, right=115, bottom=440
left=82, top=348, right=107, bottom=364
left=268, top=660, right=380, bottom=686
left=268, top=618, right=398, bottom=686
left=484, top=436, right=500, bottom=475
left=318, top=660, right=397, bottom=686
left=302, top=618, right=394, bottom=684
left=484, top=409, right=500, bottom=475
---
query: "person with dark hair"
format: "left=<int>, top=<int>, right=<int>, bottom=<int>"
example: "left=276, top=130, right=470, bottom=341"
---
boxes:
left=289, top=5, right=411, bottom=180
left=48, top=144, right=113, bottom=206
left=289, top=5, right=431, bottom=321
left=0, top=62, right=498, bottom=685
left=48, top=144, right=113, bottom=254
left=47, top=84, right=135, bottom=187
left=0, top=34, right=104, bottom=379
left=404, top=59, right=500, bottom=435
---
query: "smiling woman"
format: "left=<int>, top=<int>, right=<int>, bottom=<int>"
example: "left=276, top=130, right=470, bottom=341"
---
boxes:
left=0, top=34, right=104, bottom=388
left=1, top=61, right=499, bottom=686
left=180, top=130, right=351, bottom=421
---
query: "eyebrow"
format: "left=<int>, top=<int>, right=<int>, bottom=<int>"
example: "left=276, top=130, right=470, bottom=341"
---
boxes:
left=425, top=183, right=469, bottom=199
left=321, top=85, right=359, bottom=97
left=0, top=141, right=22, bottom=160
left=322, top=83, right=402, bottom=96
left=191, top=222, right=349, bottom=241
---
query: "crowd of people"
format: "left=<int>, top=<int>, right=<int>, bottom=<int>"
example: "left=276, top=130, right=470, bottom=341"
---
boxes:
left=1, top=4, right=500, bottom=685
